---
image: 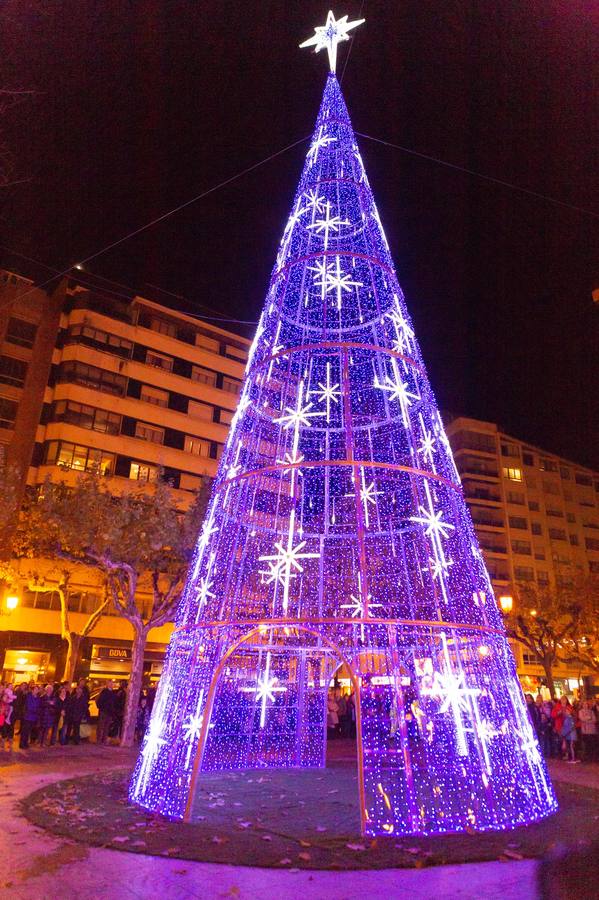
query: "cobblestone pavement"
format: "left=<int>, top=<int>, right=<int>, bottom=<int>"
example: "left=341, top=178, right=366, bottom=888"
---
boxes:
left=3, top=743, right=593, bottom=899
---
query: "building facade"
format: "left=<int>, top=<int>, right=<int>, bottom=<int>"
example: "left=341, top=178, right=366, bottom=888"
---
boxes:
left=1, top=267, right=596, bottom=694
left=0, top=269, right=249, bottom=683
left=446, top=415, right=599, bottom=696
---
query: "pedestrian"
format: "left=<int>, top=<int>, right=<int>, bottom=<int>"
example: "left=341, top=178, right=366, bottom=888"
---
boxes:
left=38, top=684, right=59, bottom=746
left=12, top=684, right=26, bottom=737
left=525, top=693, right=541, bottom=736
left=135, top=696, right=150, bottom=743
left=561, top=705, right=579, bottom=763
left=551, top=695, right=570, bottom=749
left=56, top=686, right=69, bottom=745
left=77, top=678, right=90, bottom=705
left=327, top=691, right=339, bottom=739
left=113, top=684, right=126, bottom=739
left=19, top=685, right=41, bottom=749
left=346, top=692, right=356, bottom=739
left=64, top=685, right=89, bottom=744
left=578, top=700, right=598, bottom=761
left=537, top=701, right=553, bottom=757
left=337, top=691, right=348, bottom=738
left=96, top=680, right=117, bottom=744
left=0, top=686, right=16, bottom=751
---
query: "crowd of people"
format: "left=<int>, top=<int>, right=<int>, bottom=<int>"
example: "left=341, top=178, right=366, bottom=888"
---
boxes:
left=0, top=678, right=156, bottom=751
left=1, top=677, right=598, bottom=763
left=326, top=687, right=599, bottom=763
left=525, top=693, right=599, bottom=762
left=327, top=688, right=357, bottom=738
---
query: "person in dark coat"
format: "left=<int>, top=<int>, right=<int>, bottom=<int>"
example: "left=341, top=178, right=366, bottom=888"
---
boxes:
left=112, top=684, right=126, bottom=739
left=19, top=686, right=41, bottom=749
left=135, top=696, right=150, bottom=743
left=55, top=686, right=69, bottom=745
left=65, top=686, right=89, bottom=744
left=12, top=684, right=27, bottom=737
left=96, top=681, right=117, bottom=744
left=39, top=685, right=59, bottom=746
left=77, top=678, right=90, bottom=704
left=526, top=693, right=541, bottom=737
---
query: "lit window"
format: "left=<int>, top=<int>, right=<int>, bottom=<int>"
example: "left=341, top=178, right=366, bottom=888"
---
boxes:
left=129, top=462, right=158, bottom=482
left=502, top=466, right=522, bottom=482
left=52, top=440, right=114, bottom=475
left=184, top=436, right=211, bottom=457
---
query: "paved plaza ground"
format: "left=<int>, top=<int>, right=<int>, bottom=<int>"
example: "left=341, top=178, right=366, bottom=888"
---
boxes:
left=1, top=742, right=598, bottom=899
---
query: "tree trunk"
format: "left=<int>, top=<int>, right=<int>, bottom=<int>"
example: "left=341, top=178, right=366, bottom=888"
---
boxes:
left=120, top=623, right=148, bottom=747
left=542, top=658, right=556, bottom=697
left=61, top=632, right=82, bottom=684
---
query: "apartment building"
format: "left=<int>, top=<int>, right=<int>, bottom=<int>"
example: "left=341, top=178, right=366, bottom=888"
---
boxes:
left=0, top=268, right=249, bottom=683
left=446, top=415, right=599, bottom=696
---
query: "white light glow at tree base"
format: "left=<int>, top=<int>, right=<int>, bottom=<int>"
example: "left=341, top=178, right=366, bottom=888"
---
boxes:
left=130, top=25, right=557, bottom=836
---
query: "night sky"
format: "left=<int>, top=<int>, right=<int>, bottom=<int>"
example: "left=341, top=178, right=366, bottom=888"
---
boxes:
left=2, top=2, right=598, bottom=468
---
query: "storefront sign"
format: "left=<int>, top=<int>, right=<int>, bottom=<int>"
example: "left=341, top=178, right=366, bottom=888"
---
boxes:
left=93, top=645, right=131, bottom=661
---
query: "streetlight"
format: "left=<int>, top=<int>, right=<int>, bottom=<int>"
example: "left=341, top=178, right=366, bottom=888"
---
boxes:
left=499, top=595, right=513, bottom=614
left=6, top=595, right=19, bottom=611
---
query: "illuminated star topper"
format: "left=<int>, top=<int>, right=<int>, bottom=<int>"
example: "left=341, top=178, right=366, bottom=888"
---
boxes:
left=300, top=10, right=365, bottom=73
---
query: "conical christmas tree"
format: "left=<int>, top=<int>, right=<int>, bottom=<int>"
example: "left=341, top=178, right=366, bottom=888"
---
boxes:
left=130, top=15, right=557, bottom=836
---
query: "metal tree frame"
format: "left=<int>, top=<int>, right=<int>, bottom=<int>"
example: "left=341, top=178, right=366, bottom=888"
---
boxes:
left=130, top=68, right=557, bottom=836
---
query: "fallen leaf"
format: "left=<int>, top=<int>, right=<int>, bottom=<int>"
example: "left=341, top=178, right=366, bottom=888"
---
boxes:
left=261, top=835, right=273, bottom=842
left=346, top=843, right=366, bottom=851
left=111, top=836, right=129, bottom=843
left=502, top=849, right=524, bottom=861
left=298, top=852, right=311, bottom=861
left=279, top=858, right=292, bottom=865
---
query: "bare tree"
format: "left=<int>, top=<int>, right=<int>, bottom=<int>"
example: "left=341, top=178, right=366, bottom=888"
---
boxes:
left=14, top=472, right=211, bottom=745
left=505, top=581, right=580, bottom=696
left=25, top=570, right=109, bottom=684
